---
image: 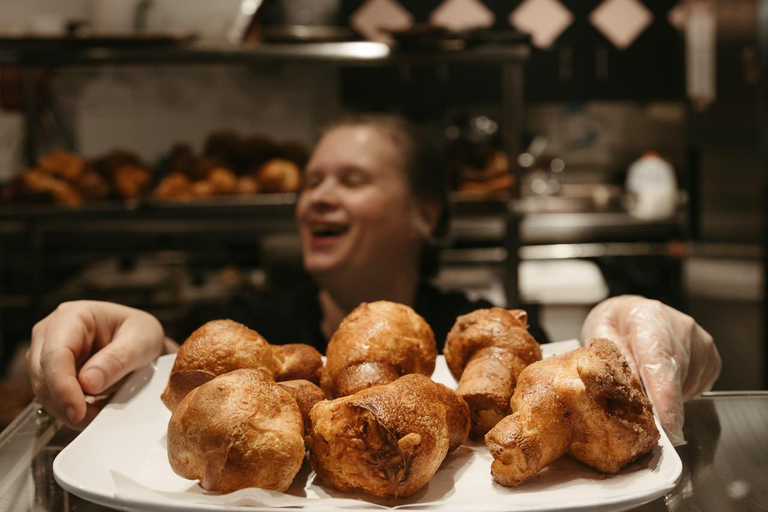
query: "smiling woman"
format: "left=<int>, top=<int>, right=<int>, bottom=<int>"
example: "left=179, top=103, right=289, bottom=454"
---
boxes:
left=297, top=117, right=445, bottom=328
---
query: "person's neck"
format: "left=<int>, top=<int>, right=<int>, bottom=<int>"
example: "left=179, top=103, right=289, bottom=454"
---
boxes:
left=316, top=267, right=420, bottom=340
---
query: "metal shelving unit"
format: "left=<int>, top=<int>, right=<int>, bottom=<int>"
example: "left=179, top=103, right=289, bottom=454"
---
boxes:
left=0, top=40, right=530, bottom=332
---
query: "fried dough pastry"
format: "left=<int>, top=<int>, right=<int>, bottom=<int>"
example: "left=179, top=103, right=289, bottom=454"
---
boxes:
left=272, top=343, right=323, bottom=384
left=37, top=150, right=86, bottom=181
left=256, top=158, right=301, bottom=193
left=161, top=320, right=278, bottom=410
left=485, top=338, right=660, bottom=487
left=307, top=374, right=470, bottom=498
left=320, top=301, right=437, bottom=398
left=443, top=308, right=542, bottom=438
left=277, top=378, right=326, bottom=433
left=161, top=320, right=324, bottom=411
left=154, top=172, right=192, bottom=199
left=167, top=369, right=305, bottom=493
left=112, top=164, right=152, bottom=199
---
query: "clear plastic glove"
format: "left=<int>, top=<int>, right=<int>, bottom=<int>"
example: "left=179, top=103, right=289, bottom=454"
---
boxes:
left=27, top=301, right=168, bottom=429
left=581, top=295, right=721, bottom=446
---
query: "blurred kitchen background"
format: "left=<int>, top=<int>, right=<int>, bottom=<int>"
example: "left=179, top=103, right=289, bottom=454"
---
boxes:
left=0, top=0, right=766, bottom=422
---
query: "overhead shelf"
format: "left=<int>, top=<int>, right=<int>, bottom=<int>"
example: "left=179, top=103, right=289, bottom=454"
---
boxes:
left=0, top=41, right=530, bottom=67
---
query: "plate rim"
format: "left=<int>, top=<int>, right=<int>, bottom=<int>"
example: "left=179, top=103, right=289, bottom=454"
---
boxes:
left=53, top=349, right=683, bottom=512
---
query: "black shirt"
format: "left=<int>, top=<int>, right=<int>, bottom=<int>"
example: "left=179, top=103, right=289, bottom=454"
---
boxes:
left=185, top=281, right=549, bottom=353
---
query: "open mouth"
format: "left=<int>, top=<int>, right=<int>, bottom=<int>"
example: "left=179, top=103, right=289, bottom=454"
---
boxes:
left=308, top=224, right=350, bottom=247
left=311, top=225, right=349, bottom=238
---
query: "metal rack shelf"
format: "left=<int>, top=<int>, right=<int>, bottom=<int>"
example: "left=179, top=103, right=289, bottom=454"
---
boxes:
left=0, top=40, right=530, bottom=67
left=1, top=39, right=527, bottom=322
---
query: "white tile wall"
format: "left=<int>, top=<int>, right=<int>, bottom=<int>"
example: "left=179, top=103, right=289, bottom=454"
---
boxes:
left=58, top=64, right=338, bottom=161
left=0, top=0, right=90, bottom=33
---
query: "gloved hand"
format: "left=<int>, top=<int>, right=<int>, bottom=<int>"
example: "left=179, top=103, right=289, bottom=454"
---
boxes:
left=581, top=295, right=721, bottom=446
left=27, top=301, right=168, bottom=429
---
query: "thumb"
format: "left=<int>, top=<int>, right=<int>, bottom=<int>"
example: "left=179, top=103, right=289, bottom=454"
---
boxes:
left=78, top=317, right=163, bottom=395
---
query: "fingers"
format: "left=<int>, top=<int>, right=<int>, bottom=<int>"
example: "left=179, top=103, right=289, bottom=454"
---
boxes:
left=78, top=310, right=164, bottom=394
left=29, top=310, right=90, bottom=428
left=26, top=301, right=166, bottom=430
left=639, top=359, right=686, bottom=445
left=38, top=303, right=99, bottom=425
left=582, top=297, right=640, bottom=376
left=681, top=324, right=721, bottom=401
left=624, top=302, right=689, bottom=445
left=28, top=317, right=73, bottom=423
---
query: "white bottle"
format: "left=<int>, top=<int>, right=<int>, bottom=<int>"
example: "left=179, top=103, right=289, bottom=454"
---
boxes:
left=625, top=151, right=679, bottom=221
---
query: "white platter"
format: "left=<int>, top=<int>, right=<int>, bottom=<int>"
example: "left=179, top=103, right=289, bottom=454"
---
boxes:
left=54, top=341, right=682, bottom=512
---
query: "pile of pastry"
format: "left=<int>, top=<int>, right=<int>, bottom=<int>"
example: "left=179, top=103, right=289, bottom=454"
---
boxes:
left=1, top=131, right=308, bottom=208
left=1, top=150, right=152, bottom=207
left=153, top=131, right=306, bottom=200
left=161, top=301, right=660, bottom=499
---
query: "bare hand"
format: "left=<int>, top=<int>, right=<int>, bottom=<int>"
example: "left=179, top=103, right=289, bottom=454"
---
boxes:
left=27, top=301, right=165, bottom=429
left=581, top=295, right=721, bottom=445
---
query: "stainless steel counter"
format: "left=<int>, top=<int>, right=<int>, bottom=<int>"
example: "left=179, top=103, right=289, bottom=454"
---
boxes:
left=1, top=391, right=765, bottom=512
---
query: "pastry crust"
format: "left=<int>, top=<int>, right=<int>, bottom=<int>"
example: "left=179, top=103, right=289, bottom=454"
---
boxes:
left=444, top=308, right=542, bottom=438
left=277, top=378, right=326, bottom=433
left=273, top=344, right=323, bottom=384
left=485, top=338, right=660, bottom=487
left=321, top=301, right=437, bottom=398
left=167, top=369, right=305, bottom=493
left=256, top=158, right=301, bottom=193
left=161, top=319, right=279, bottom=411
left=307, top=374, right=469, bottom=498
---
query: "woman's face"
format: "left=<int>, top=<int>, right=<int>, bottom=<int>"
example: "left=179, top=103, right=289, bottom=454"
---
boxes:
left=296, top=125, right=423, bottom=282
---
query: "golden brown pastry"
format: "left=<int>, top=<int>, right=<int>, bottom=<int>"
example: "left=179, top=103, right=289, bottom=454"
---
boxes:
left=112, top=164, right=152, bottom=199
left=320, top=301, right=437, bottom=398
left=235, top=175, right=260, bottom=195
left=161, top=320, right=325, bottom=411
left=154, top=172, right=192, bottom=200
left=272, top=343, right=323, bottom=384
left=307, top=374, right=470, bottom=498
left=93, top=149, right=144, bottom=176
left=206, top=167, right=238, bottom=195
left=21, top=169, right=83, bottom=206
left=256, top=158, right=301, bottom=193
left=161, top=319, right=279, bottom=411
left=76, top=170, right=111, bottom=201
left=167, top=369, right=305, bottom=493
left=191, top=180, right=215, bottom=198
left=485, top=338, right=660, bottom=487
left=458, top=173, right=514, bottom=195
left=37, top=150, right=86, bottom=182
left=444, top=308, right=542, bottom=438
left=277, top=378, right=326, bottom=433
